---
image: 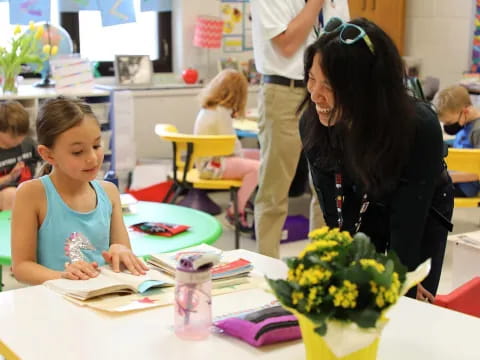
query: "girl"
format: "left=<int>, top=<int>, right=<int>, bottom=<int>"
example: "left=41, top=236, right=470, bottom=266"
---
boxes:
left=299, top=18, right=454, bottom=301
left=11, top=97, right=148, bottom=285
left=194, top=69, right=260, bottom=233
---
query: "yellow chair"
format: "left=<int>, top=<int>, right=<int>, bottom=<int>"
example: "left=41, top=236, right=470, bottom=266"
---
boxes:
left=445, top=148, right=480, bottom=207
left=155, top=123, right=243, bottom=249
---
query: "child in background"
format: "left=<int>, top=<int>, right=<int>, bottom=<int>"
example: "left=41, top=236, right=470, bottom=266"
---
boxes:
left=434, top=85, right=480, bottom=196
left=11, top=97, right=148, bottom=285
left=0, top=101, right=40, bottom=210
left=194, top=69, right=260, bottom=232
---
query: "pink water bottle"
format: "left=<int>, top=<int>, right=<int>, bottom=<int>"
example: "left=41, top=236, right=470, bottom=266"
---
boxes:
left=174, top=253, right=219, bottom=340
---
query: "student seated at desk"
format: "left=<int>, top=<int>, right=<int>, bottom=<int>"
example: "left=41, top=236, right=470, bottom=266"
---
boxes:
left=194, top=70, right=260, bottom=233
left=0, top=101, right=41, bottom=210
left=11, top=97, right=148, bottom=285
left=434, top=85, right=480, bottom=197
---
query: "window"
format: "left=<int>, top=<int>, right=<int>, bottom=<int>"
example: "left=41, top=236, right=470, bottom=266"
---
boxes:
left=0, top=0, right=171, bottom=74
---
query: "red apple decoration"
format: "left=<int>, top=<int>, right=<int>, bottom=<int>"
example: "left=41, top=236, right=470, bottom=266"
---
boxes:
left=182, top=68, right=199, bottom=84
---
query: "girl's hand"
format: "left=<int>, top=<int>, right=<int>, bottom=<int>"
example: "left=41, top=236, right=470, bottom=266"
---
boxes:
left=416, top=283, right=435, bottom=303
left=102, top=244, right=148, bottom=276
left=62, top=261, right=99, bottom=280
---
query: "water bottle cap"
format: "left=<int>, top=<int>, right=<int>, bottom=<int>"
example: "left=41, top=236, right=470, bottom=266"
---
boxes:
left=176, top=252, right=220, bottom=273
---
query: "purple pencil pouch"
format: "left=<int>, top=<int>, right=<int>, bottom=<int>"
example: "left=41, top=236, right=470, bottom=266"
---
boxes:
left=214, top=305, right=301, bottom=347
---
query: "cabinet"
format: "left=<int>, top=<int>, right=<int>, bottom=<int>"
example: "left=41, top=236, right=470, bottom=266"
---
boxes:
left=348, top=0, right=406, bottom=55
left=0, top=85, right=112, bottom=177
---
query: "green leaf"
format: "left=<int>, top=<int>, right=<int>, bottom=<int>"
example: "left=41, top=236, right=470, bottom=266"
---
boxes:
left=266, top=278, right=293, bottom=306
left=348, top=308, right=380, bottom=328
left=314, top=323, right=327, bottom=336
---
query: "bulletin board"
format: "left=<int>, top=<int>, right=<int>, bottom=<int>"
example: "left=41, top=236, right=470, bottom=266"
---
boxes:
left=221, top=0, right=252, bottom=53
left=472, top=0, right=480, bottom=73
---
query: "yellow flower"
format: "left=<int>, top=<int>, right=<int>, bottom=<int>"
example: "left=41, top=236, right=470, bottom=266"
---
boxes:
left=13, top=25, right=21, bottom=35
left=359, top=259, right=385, bottom=273
left=305, top=287, right=320, bottom=312
left=308, top=226, right=329, bottom=239
left=35, top=26, right=44, bottom=40
left=297, top=267, right=332, bottom=286
left=292, top=291, right=304, bottom=305
left=299, top=240, right=339, bottom=258
left=370, top=272, right=401, bottom=308
left=320, top=251, right=339, bottom=262
left=50, top=45, right=58, bottom=56
left=29, top=21, right=35, bottom=32
left=42, top=44, right=51, bottom=55
left=329, top=280, right=359, bottom=309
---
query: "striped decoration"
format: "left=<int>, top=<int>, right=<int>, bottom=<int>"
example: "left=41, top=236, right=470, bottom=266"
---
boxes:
left=193, top=16, right=224, bottom=49
left=472, top=0, right=480, bottom=72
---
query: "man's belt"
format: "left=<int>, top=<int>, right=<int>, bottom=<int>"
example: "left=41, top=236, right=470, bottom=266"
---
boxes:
left=262, top=75, right=305, bottom=88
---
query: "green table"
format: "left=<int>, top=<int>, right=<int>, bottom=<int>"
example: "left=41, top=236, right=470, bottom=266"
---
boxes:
left=0, top=201, right=222, bottom=291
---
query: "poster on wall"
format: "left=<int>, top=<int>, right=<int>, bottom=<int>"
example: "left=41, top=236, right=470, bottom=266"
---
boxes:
left=221, top=0, right=244, bottom=52
left=243, top=2, right=252, bottom=50
left=472, top=0, right=480, bottom=73
left=58, top=0, right=99, bottom=12
left=98, top=0, right=136, bottom=27
left=9, top=0, right=51, bottom=24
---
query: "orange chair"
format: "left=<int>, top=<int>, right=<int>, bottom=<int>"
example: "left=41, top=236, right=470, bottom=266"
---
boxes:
left=434, top=277, right=480, bottom=317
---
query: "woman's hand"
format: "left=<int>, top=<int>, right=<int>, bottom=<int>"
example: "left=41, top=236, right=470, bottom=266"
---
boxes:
left=62, top=260, right=99, bottom=280
left=102, top=244, right=148, bottom=275
left=416, top=283, right=435, bottom=303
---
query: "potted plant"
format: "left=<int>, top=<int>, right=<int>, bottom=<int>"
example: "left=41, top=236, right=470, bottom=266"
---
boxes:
left=0, top=22, right=56, bottom=94
left=267, top=227, right=430, bottom=360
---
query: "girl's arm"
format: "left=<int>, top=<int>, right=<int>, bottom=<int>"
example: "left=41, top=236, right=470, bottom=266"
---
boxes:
left=11, top=180, right=63, bottom=284
left=101, top=181, right=148, bottom=275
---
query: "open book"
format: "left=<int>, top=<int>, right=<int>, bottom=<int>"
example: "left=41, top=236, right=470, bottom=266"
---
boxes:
left=44, top=266, right=174, bottom=301
left=147, top=244, right=253, bottom=280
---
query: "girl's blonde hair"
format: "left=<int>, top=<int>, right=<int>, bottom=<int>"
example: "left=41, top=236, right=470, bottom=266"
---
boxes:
left=199, top=69, right=248, bottom=117
left=36, top=96, right=97, bottom=148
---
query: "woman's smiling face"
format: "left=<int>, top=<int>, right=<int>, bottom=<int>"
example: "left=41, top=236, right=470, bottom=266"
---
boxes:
left=306, top=53, right=335, bottom=127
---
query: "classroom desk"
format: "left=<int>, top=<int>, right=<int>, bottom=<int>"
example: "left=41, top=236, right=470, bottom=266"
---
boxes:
left=0, top=249, right=479, bottom=360
left=0, top=201, right=222, bottom=290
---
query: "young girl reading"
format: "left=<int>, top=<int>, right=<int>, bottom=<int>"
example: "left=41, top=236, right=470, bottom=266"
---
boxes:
left=11, top=97, right=148, bottom=285
left=194, top=69, right=260, bottom=232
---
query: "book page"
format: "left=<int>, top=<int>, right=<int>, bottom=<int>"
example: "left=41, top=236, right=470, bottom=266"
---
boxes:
left=100, top=267, right=174, bottom=292
left=44, top=273, right=128, bottom=299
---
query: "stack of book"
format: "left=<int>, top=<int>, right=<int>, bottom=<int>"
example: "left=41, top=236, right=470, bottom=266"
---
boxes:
left=147, top=244, right=253, bottom=281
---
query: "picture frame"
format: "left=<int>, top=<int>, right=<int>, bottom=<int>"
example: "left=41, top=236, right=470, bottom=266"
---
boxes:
left=114, top=55, right=153, bottom=85
left=217, top=57, right=242, bottom=73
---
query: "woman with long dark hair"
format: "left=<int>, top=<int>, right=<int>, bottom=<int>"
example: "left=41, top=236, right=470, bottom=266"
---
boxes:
left=300, top=17, right=454, bottom=301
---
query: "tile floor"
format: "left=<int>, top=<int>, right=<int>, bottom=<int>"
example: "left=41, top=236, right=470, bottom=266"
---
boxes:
left=2, top=191, right=480, bottom=295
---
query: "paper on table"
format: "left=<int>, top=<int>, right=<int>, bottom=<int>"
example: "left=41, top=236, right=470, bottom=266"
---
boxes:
left=64, top=274, right=266, bottom=313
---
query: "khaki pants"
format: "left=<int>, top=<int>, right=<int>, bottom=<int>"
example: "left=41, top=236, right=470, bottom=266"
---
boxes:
left=255, top=83, right=323, bottom=258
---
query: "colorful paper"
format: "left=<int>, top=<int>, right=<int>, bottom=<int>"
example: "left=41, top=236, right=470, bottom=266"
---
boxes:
left=9, top=0, right=51, bottom=25
left=194, top=16, right=224, bottom=49
left=140, top=0, right=172, bottom=12
left=98, top=0, right=136, bottom=27
left=58, top=0, right=99, bottom=11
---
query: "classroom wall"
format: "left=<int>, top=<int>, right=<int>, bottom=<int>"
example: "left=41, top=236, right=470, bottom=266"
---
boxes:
left=172, top=0, right=253, bottom=81
left=404, top=0, right=475, bottom=87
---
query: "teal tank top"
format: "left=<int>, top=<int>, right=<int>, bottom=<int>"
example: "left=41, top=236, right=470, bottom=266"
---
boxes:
left=37, top=175, right=112, bottom=271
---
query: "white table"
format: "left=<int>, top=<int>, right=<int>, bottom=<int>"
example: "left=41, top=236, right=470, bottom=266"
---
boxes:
left=0, top=250, right=479, bottom=360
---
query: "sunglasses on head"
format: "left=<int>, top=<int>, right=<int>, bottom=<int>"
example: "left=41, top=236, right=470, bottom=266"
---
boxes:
left=322, top=17, right=375, bottom=55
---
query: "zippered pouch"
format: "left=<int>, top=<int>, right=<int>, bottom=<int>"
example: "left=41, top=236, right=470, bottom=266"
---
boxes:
left=214, top=305, right=301, bottom=347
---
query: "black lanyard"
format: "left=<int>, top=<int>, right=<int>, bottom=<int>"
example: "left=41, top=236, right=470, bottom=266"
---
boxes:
left=335, top=172, right=369, bottom=232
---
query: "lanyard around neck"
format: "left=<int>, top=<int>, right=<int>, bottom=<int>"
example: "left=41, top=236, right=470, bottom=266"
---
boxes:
left=335, top=172, right=369, bottom=233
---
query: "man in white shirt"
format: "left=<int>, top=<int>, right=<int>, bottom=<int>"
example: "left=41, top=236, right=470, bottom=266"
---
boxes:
left=251, top=0, right=325, bottom=258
